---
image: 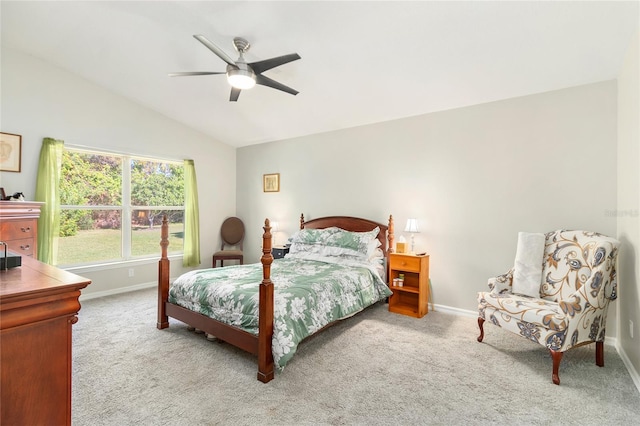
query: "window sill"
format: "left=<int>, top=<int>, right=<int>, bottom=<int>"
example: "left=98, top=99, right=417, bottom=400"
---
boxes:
left=61, top=254, right=183, bottom=274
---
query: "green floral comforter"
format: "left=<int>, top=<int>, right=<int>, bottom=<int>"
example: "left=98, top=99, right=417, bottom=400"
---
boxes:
left=169, top=256, right=391, bottom=370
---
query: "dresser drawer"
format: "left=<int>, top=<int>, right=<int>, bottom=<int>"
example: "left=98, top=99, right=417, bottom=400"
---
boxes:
left=1, top=220, right=37, bottom=241
left=389, top=255, right=422, bottom=272
left=3, top=238, right=35, bottom=257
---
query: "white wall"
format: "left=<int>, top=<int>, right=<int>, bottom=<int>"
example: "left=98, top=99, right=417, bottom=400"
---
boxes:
left=0, top=49, right=237, bottom=296
left=237, top=81, right=619, bottom=334
left=1, top=46, right=629, bottom=347
left=617, top=31, right=640, bottom=381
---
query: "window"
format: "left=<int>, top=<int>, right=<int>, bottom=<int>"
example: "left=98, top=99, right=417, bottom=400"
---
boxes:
left=57, top=148, right=184, bottom=266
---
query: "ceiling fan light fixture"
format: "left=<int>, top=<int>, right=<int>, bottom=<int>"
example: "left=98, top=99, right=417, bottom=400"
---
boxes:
left=227, top=69, right=256, bottom=89
left=175, top=35, right=300, bottom=101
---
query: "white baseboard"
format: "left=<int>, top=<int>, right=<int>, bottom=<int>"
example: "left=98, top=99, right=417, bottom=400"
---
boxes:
left=432, top=303, right=478, bottom=318
left=604, top=335, right=618, bottom=347
left=79, top=281, right=157, bottom=301
left=616, top=342, right=640, bottom=394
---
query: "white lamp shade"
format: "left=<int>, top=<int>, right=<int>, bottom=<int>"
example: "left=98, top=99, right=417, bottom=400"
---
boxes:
left=404, top=218, right=419, bottom=233
left=271, top=221, right=279, bottom=232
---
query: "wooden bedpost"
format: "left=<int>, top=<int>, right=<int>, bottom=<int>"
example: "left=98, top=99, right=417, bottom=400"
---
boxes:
left=300, top=213, right=305, bottom=229
left=157, top=215, right=170, bottom=329
left=258, top=218, right=275, bottom=383
left=388, top=215, right=395, bottom=254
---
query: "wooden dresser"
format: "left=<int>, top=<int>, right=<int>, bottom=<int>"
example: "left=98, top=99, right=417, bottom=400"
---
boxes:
left=0, top=255, right=91, bottom=425
left=0, top=201, right=44, bottom=258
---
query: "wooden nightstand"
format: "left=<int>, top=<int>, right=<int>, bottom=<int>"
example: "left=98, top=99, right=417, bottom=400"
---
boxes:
left=272, top=246, right=290, bottom=259
left=388, top=253, right=430, bottom=318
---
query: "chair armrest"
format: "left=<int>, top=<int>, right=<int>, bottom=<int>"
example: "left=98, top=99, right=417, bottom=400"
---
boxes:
left=488, top=268, right=514, bottom=294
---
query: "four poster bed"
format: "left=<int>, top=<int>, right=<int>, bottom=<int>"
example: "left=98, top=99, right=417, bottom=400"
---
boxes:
left=157, top=214, right=394, bottom=383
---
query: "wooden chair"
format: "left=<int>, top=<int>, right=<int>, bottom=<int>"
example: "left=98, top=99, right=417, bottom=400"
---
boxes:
left=212, top=217, right=245, bottom=268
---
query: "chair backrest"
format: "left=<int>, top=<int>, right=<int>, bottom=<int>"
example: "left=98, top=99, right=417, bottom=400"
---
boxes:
left=539, top=230, right=619, bottom=303
left=220, top=217, right=245, bottom=250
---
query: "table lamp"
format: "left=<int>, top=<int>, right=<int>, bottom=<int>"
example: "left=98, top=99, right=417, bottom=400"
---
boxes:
left=404, top=218, right=419, bottom=254
left=271, top=221, right=279, bottom=245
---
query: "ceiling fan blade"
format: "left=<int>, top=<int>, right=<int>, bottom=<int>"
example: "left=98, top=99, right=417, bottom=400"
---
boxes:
left=248, top=53, right=301, bottom=74
left=255, top=74, right=299, bottom=96
left=229, top=87, right=241, bottom=102
left=193, top=34, right=237, bottom=66
left=168, top=72, right=225, bottom=77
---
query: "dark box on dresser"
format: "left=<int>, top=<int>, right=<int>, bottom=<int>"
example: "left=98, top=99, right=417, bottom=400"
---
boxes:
left=0, top=247, right=22, bottom=269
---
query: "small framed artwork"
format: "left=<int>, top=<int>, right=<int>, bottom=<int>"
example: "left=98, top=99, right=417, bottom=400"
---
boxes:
left=263, top=173, right=280, bottom=192
left=0, top=132, right=22, bottom=173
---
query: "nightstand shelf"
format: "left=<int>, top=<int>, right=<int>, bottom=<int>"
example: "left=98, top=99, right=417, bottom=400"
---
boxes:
left=392, top=285, right=419, bottom=294
left=388, top=253, right=429, bottom=318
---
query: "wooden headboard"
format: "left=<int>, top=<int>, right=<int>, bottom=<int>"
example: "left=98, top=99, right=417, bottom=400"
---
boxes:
left=299, top=213, right=394, bottom=256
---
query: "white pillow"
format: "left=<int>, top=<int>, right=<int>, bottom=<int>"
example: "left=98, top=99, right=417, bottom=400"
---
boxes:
left=511, top=232, right=545, bottom=298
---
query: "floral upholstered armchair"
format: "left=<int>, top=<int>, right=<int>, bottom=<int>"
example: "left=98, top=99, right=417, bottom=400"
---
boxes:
left=477, top=230, right=620, bottom=385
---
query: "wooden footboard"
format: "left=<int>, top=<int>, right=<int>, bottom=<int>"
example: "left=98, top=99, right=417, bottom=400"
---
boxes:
left=156, top=215, right=275, bottom=383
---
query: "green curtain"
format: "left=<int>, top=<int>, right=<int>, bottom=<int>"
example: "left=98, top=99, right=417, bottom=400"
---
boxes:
left=34, top=138, right=64, bottom=265
left=183, top=159, right=201, bottom=266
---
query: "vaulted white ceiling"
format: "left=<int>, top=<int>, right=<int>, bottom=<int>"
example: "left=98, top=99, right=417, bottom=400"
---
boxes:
left=2, top=1, right=638, bottom=147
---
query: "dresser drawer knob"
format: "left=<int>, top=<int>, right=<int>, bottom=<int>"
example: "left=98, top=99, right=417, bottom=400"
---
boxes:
left=21, top=227, right=32, bottom=233
left=20, top=244, right=31, bottom=250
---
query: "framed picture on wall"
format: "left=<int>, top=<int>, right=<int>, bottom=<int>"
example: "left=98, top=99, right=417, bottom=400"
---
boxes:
left=0, top=132, right=22, bottom=173
left=263, top=173, right=280, bottom=192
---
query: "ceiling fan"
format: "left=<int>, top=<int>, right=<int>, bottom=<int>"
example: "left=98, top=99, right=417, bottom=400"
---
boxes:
left=169, top=35, right=301, bottom=102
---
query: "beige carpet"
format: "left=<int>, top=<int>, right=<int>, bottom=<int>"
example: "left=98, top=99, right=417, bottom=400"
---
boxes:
left=72, top=288, right=640, bottom=425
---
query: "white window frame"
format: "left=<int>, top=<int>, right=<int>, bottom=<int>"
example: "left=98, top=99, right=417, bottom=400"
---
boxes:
left=59, top=146, right=184, bottom=268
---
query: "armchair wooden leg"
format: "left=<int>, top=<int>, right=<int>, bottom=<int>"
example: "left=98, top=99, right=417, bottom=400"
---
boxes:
left=477, top=318, right=485, bottom=342
left=550, top=349, right=563, bottom=385
left=596, top=341, right=604, bottom=367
